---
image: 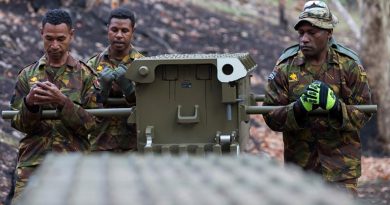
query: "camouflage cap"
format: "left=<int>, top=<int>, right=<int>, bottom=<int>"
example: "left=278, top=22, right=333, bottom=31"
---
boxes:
left=294, top=1, right=338, bottom=30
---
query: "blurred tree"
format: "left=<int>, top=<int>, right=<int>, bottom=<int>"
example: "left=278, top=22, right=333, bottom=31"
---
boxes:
left=294, top=0, right=305, bottom=11
left=360, top=0, right=390, bottom=154
left=331, top=0, right=360, bottom=39
left=278, top=0, right=288, bottom=30
left=111, top=0, right=128, bottom=9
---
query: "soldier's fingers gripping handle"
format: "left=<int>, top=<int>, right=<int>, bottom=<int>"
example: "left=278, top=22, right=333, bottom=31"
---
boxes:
left=296, top=93, right=313, bottom=113
left=318, top=82, right=338, bottom=111
left=113, top=64, right=127, bottom=79
left=98, top=66, right=115, bottom=103
left=100, top=66, right=116, bottom=84
left=114, top=64, right=134, bottom=98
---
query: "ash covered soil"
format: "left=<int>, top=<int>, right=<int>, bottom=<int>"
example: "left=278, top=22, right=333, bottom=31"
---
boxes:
left=0, top=0, right=388, bottom=204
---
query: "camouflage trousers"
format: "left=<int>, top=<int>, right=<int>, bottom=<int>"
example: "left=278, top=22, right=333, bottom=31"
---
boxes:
left=332, top=178, right=358, bottom=197
left=11, top=165, right=39, bottom=202
left=296, top=153, right=358, bottom=197
left=90, top=118, right=137, bottom=152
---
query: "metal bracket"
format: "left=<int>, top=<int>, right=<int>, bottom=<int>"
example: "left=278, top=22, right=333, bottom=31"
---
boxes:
left=144, top=126, right=154, bottom=152
left=177, top=105, right=200, bottom=124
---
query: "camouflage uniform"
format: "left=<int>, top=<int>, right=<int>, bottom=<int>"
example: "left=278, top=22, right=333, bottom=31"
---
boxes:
left=10, top=55, right=100, bottom=197
left=263, top=45, right=372, bottom=193
left=87, top=47, right=143, bottom=152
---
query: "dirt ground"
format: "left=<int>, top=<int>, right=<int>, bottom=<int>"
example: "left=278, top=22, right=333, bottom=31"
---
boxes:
left=0, top=0, right=389, bottom=204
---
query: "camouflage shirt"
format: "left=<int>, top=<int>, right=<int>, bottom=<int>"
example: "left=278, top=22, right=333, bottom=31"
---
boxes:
left=87, top=46, right=144, bottom=152
left=11, top=55, right=101, bottom=167
left=263, top=46, right=372, bottom=181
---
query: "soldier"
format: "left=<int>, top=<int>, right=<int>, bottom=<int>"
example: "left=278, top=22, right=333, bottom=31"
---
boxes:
left=263, top=1, right=372, bottom=196
left=87, top=7, right=143, bottom=152
left=9, top=9, right=100, bottom=199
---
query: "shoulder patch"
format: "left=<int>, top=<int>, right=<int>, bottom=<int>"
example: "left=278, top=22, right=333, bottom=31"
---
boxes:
left=277, top=44, right=299, bottom=65
left=268, top=71, right=278, bottom=81
left=331, top=41, right=362, bottom=65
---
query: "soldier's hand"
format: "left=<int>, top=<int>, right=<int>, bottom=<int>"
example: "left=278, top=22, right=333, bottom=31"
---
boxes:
left=28, top=81, right=68, bottom=108
left=295, top=81, right=321, bottom=112
left=99, top=66, right=115, bottom=84
left=26, top=84, right=43, bottom=107
left=296, top=92, right=314, bottom=112
left=114, top=64, right=134, bottom=97
left=317, top=82, right=338, bottom=111
left=305, top=81, right=321, bottom=105
left=113, top=64, right=127, bottom=79
left=98, top=66, right=115, bottom=102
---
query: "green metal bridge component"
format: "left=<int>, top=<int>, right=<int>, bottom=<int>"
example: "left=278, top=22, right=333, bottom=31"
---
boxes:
left=125, top=53, right=257, bottom=83
left=1, top=104, right=377, bottom=119
left=15, top=153, right=358, bottom=205
left=125, top=53, right=258, bottom=154
left=1, top=108, right=134, bottom=119
left=106, top=98, right=128, bottom=105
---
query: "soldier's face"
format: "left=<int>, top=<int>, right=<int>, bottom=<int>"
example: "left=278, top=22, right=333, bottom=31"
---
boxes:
left=297, top=22, right=331, bottom=58
left=41, top=23, right=73, bottom=61
left=108, top=18, right=134, bottom=53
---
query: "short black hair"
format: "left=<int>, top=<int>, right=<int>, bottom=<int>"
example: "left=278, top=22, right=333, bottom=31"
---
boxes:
left=42, top=9, right=72, bottom=29
left=108, top=7, right=135, bottom=28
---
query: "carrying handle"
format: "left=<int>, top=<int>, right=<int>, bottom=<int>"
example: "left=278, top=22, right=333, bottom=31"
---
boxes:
left=177, top=105, right=200, bottom=124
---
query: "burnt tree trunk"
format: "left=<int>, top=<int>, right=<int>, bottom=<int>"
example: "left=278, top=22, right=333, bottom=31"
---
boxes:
left=360, top=1, right=390, bottom=153
left=279, top=0, right=288, bottom=30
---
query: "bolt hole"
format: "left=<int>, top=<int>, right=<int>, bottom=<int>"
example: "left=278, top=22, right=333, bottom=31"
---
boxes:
left=222, top=64, right=233, bottom=75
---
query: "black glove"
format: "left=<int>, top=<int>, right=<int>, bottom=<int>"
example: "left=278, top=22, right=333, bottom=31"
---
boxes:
left=113, top=64, right=134, bottom=98
left=98, top=66, right=115, bottom=102
left=316, top=81, right=339, bottom=112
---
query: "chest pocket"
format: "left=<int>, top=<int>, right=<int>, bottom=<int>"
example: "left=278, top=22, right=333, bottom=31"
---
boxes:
left=287, top=70, right=312, bottom=103
left=337, top=65, right=353, bottom=104
left=27, top=73, right=48, bottom=89
left=58, top=70, right=83, bottom=105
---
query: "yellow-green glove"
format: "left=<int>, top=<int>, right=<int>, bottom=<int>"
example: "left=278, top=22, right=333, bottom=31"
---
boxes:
left=318, top=82, right=338, bottom=111
left=297, top=92, right=314, bottom=112
left=305, top=81, right=321, bottom=105
left=296, top=81, right=322, bottom=112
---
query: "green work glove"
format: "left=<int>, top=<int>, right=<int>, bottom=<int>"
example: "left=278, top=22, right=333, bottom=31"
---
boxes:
left=305, top=81, right=321, bottom=105
left=318, top=82, right=338, bottom=111
left=98, top=66, right=115, bottom=102
left=296, top=81, right=321, bottom=112
left=297, top=92, right=314, bottom=112
left=113, top=64, right=134, bottom=98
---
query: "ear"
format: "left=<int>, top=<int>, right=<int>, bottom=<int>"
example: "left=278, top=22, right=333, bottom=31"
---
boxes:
left=69, top=28, right=75, bottom=39
left=40, top=25, right=44, bottom=36
left=40, top=23, right=45, bottom=36
left=328, top=29, right=333, bottom=39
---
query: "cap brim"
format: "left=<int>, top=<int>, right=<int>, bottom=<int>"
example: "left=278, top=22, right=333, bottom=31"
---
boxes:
left=294, top=18, right=334, bottom=30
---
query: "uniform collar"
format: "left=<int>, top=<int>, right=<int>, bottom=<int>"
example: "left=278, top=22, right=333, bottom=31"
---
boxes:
left=293, top=47, right=339, bottom=67
left=103, top=45, right=141, bottom=64
left=37, top=54, right=78, bottom=69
